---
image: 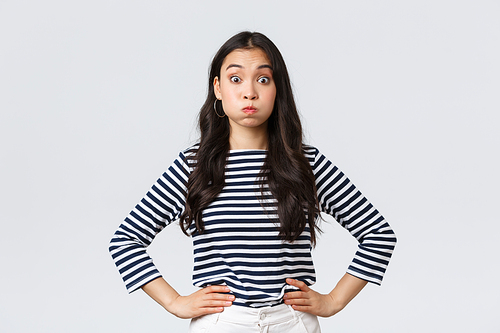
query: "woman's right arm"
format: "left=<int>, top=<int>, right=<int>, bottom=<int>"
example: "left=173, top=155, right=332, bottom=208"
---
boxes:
left=108, top=152, right=191, bottom=293
left=141, top=277, right=235, bottom=319
left=109, top=148, right=234, bottom=318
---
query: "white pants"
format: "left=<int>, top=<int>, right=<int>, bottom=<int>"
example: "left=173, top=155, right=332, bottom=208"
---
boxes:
left=188, top=303, right=321, bottom=333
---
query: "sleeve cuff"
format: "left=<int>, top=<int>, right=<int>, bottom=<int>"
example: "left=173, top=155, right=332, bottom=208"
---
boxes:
left=346, top=266, right=383, bottom=286
left=126, top=271, right=163, bottom=293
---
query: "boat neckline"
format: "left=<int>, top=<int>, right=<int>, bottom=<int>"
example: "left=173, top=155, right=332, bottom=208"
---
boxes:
left=228, top=149, right=268, bottom=152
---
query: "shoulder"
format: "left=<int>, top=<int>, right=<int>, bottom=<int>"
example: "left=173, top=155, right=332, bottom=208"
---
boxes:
left=171, top=143, right=199, bottom=173
left=180, top=143, right=199, bottom=159
left=302, top=144, right=322, bottom=166
left=302, top=144, right=337, bottom=173
left=302, top=144, right=319, bottom=158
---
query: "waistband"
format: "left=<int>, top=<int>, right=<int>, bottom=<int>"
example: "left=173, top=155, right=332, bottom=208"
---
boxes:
left=208, top=303, right=299, bottom=325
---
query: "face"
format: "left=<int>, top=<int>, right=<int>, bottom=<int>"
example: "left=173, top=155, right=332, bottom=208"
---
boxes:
left=214, top=48, right=276, bottom=132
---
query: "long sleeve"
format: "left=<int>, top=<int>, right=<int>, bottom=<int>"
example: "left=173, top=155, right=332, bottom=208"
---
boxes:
left=309, top=147, right=396, bottom=285
left=108, top=149, right=193, bottom=293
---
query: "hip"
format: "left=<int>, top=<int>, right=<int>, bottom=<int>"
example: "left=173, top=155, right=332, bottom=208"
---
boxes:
left=188, top=303, right=321, bottom=333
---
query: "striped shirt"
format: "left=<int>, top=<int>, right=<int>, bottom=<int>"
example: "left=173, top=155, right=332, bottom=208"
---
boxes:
left=109, top=145, right=396, bottom=307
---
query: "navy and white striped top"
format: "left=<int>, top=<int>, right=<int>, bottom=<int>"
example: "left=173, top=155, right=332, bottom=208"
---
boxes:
left=109, top=145, right=396, bottom=307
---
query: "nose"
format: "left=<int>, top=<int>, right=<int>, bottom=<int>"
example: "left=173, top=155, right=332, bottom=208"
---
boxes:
left=243, top=83, right=257, bottom=100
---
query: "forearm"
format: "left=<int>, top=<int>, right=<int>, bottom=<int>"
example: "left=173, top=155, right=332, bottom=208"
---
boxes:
left=284, top=273, right=367, bottom=317
left=329, top=273, right=368, bottom=312
left=141, top=277, right=180, bottom=312
left=141, top=277, right=234, bottom=319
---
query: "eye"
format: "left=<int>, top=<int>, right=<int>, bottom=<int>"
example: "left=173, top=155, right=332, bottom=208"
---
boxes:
left=258, top=77, right=270, bottom=84
left=230, top=76, right=241, bottom=83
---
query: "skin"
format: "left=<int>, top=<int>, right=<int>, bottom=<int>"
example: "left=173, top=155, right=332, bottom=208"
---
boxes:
left=142, top=278, right=234, bottom=319
left=284, top=274, right=367, bottom=317
left=140, top=47, right=368, bottom=319
left=213, top=48, right=276, bottom=150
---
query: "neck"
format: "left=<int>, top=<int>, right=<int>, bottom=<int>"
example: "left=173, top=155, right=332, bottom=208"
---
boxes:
left=229, top=124, right=269, bottom=150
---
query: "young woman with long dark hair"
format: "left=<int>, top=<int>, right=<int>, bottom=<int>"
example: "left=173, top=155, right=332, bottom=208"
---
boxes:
left=109, top=31, right=396, bottom=332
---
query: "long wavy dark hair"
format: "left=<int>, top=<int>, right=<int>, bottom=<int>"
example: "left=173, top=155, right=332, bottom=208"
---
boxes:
left=179, top=31, right=321, bottom=245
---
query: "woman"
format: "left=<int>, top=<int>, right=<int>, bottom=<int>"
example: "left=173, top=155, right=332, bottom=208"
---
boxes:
left=109, top=31, right=396, bottom=332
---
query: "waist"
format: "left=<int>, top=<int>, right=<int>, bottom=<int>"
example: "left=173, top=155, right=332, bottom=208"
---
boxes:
left=213, top=303, right=300, bottom=325
left=197, top=278, right=314, bottom=308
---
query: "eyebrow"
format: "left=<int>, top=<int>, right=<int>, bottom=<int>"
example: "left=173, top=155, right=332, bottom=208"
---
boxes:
left=225, top=64, right=273, bottom=71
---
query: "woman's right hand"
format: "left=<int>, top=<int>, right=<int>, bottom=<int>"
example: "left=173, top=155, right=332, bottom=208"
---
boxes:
left=168, top=285, right=235, bottom=319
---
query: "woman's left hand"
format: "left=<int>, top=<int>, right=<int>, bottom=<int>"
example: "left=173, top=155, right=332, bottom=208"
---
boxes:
left=284, top=278, right=343, bottom=317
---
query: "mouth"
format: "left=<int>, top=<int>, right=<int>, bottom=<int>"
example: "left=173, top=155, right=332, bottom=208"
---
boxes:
left=243, top=106, right=257, bottom=114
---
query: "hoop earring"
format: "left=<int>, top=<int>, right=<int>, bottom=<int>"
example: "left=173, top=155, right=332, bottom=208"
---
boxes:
left=214, top=99, right=225, bottom=118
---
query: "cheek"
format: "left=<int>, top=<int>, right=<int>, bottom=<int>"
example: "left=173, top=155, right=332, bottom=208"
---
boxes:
left=264, top=90, right=277, bottom=108
left=221, top=86, right=239, bottom=101
left=267, top=85, right=277, bottom=100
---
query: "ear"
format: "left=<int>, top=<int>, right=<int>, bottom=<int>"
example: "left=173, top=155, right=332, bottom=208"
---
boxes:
left=213, top=76, right=222, bottom=100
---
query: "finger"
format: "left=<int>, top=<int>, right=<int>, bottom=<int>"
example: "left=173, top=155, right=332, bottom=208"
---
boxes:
left=193, top=306, right=225, bottom=318
left=204, top=285, right=231, bottom=293
left=202, top=299, right=234, bottom=308
left=284, top=291, right=308, bottom=299
left=286, top=278, right=310, bottom=292
left=284, top=297, right=310, bottom=306
left=204, top=293, right=236, bottom=301
left=290, top=304, right=312, bottom=313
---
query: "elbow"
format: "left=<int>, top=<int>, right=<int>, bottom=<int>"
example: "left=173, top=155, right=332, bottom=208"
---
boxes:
left=390, top=229, right=397, bottom=251
left=108, top=241, right=114, bottom=255
left=108, top=242, right=115, bottom=259
left=108, top=234, right=119, bottom=258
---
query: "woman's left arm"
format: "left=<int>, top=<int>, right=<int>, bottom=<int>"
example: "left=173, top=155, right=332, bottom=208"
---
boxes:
left=284, top=274, right=367, bottom=317
left=286, top=147, right=397, bottom=317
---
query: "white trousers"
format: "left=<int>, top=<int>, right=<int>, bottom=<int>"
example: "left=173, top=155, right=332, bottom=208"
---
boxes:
left=188, top=303, right=321, bottom=333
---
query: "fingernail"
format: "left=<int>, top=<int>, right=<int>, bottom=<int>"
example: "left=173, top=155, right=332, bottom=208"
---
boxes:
left=283, top=294, right=288, bottom=299
left=225, top=301, right=232, bottom=305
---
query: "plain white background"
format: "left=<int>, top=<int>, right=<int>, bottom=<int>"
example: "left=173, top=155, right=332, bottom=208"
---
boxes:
left=1, top=1, right=499, bottom=332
